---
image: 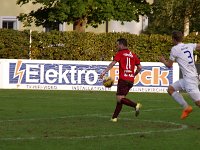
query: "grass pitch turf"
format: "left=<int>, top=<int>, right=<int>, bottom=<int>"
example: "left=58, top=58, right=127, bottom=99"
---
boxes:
left=0, top=89, right=200, bottom=150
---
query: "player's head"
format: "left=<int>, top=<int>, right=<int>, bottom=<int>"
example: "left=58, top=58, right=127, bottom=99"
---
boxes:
left=172, top=31, right=183, bottom=44
left=116, top=38, right=128, bottom=50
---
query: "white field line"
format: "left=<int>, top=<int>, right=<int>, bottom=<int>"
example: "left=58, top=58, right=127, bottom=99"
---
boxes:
left=0, top=107, right=180, bottom=123
left=1, top=121, right=187, bottom=141
left=0, top=108, right=188, bottom=141
left=0, top=95, right=173, bottom=101
left=69, top=116, right=188, bottom=140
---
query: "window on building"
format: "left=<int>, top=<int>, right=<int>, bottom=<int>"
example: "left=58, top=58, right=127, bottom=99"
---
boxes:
left=45, top=22, right=65, bottom=32
left=3, top=21, right=14, bottom=29
left=0, top=16, right=19, bottom=30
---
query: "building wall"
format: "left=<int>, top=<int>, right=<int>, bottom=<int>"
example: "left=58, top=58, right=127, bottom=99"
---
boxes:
left=108, top=16, right=148, bottom=34
left=0, top=0, right=153, bottom=34
left=1, top=0, right=43, bottom=31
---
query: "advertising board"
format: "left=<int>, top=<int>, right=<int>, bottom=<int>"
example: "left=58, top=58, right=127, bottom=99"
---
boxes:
left=0, top=59, right=179, bottom=93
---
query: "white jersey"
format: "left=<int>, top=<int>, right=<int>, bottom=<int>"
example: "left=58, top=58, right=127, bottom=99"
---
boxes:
left=169, top=43, right=198, bottom=78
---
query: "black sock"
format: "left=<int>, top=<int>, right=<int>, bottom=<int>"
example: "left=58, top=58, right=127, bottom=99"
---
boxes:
left=121, top=98, right=137, bottom=108
left=112, top=102, right=122, bottom=118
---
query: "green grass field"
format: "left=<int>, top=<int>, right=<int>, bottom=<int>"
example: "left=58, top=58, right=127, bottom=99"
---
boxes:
left=0, top=89, right=200, bottom=150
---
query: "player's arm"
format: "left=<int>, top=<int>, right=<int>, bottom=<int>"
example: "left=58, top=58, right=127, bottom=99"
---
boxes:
left=159, top=55, right=173, bottom=68
left=196, top=44, right=200, bottom=50
left=100, top=60, right=117, bottom=79
left=134, top=64, right=142, bottom=77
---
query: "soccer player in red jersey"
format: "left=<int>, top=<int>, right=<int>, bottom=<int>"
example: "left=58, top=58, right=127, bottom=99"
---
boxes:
left=100, top=38, right=142, bottom=122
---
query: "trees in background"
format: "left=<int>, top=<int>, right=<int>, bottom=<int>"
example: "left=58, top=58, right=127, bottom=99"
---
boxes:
left=146, top=0, right=200, bottom=36
left=17, top=0, right=152, bottom=32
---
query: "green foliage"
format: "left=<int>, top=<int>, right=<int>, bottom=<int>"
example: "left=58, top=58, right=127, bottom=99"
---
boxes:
left=2, top=29, right=200, bottom=62
left=30, top=31, right=116, bottom=60
left=16, top=0, right=152, bottom=29
left=0, top=29, right=30, bottom=59
left=146, top=0, right=200, bottom=35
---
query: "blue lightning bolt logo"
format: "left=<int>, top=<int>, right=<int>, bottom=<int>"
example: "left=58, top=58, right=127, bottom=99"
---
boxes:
left=14, top=60, right=25, bottom=87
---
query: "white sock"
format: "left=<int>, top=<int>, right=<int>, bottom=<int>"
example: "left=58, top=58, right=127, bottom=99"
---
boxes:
left=171, top=92, right=188, bottom=108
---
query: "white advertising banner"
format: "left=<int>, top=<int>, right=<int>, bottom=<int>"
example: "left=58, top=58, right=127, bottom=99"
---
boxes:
left=0, top=59, right=179, bottom=93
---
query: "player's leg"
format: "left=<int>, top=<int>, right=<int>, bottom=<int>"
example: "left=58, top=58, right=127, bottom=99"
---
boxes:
left=111, top=96, right=139, bottom=121
left=168, top=79, right=192, bottom=119
left=114, top=79, right=141, bottom=118
left=117, top=80, right=137, bottom=107
left=111, top=80, right=133, bottom=121
left=120, top=95, right=142, bottom=117
left=168, top=80, right=188, bottom=108
left=195, top=101, right=200, bottom=107
left=186, top=78, right=200, bottom=108
left=111, top=96, right=123, bottom=122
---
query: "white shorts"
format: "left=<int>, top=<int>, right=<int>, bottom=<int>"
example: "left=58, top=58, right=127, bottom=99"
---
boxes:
left=171, top=77, right=200, bottom=102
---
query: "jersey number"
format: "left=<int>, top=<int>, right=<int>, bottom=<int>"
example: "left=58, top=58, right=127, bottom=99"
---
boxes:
left=184, top=51, right=193, bottom=64
left=124, top=58, right=134, bottom=77
left=126, top=57, right=131, bottom=69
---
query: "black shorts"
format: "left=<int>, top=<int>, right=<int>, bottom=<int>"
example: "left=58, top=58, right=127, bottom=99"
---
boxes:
left=116, top=79, right=133, bottom=96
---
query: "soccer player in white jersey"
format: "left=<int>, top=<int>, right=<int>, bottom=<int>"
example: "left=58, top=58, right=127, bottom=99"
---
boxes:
left=160, top=30, right=200, bottom=119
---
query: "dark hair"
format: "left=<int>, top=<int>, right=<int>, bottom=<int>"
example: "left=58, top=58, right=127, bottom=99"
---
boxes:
left=172, top=31, right=183, bottom=42
left=117, top=38, right=127, bottom=46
